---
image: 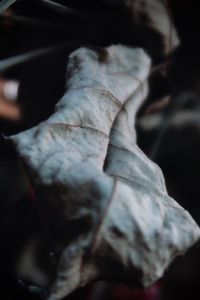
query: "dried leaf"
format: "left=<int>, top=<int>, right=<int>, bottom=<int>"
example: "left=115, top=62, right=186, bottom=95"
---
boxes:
left=121, top=0, right=180, bottom=55
left=103, top=84, right=198, bottom=288
left=10, top=45, right=200, bottom=300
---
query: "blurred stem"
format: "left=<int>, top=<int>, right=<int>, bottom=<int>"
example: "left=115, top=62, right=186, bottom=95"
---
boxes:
left=0, top=0, right=17, bottom=14
left=149, top=94, right=191, bottom=160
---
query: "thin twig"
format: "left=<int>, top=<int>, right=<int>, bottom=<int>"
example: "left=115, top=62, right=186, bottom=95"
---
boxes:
left=0, top=40, right=85, bottom=72
left=0, top=14, right=89, bottom=32
left=33, top=0, right=88, bottom=21
left=33, top=0, right=111, bottom=25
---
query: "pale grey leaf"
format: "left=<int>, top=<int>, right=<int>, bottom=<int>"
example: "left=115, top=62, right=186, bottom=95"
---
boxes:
left=10, top=45, right=200, bottom=300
